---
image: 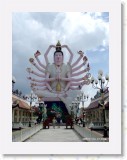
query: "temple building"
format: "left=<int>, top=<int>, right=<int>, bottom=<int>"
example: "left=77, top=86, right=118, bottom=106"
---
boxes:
left=12, top=94, right=34, bottom=129
left=84, top=89, right=109, bottom=127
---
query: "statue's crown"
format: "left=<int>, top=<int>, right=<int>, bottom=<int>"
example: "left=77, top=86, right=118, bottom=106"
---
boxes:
left=56, top=40, right=61, bottom=47
left=56, top=40, right=61, bottom=52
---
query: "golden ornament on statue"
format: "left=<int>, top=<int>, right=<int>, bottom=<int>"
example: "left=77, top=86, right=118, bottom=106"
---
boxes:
left=56, top=82, right=61, bottom=92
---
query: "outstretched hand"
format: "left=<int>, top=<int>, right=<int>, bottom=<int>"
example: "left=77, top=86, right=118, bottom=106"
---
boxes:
left=34, top=50, right=41, bottom=57
left=83, top=56, right=88, bottom=62
left=26, top=68, right=32, bottom=73
left=87, top=63, right=90, bottom=71
left=78, top=51, right=84, bottom=57
left=27, top=77, right=32, bottom=80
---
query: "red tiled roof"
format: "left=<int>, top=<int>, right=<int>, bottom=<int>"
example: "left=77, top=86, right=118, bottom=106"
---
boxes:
left=12, top=94, right=30, bottom=110
left=85, top=100, right=99, bottom=110
left=85, top=95, right=109, bottom=111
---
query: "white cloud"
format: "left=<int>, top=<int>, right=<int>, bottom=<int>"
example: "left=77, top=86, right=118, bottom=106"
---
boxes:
left=53, top=12, right=109, bottom=51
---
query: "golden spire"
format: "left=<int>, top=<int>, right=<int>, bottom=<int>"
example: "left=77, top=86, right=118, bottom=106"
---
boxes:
left=56, top=40, right=61, bottom=47
left=55, top=40, right=62, bottom=52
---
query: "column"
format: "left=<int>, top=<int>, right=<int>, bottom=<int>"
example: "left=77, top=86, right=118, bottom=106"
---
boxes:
left=17, top=109, right=19, bottom=122
left=31, top=111, right=33, bottom=122
left=20, top=110, right=23, bottom=122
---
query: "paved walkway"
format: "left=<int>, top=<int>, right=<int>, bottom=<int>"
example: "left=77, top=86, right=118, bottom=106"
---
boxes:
left=25, top=126, right=82, bottom=142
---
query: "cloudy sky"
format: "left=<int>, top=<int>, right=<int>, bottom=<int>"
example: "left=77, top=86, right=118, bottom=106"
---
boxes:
left=12, top=12, right=109, bottom=104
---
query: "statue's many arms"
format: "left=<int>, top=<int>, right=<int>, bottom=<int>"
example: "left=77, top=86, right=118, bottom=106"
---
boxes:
left=27, top=41, right=91, bottom=114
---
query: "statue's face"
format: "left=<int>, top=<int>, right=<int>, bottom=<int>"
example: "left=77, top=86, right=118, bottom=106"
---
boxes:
left=54, top=52, right=63, bottom=66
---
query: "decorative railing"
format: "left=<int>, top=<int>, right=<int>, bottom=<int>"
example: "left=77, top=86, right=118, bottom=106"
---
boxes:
left=12, top=122, right=35, bottom=129
left=74, top=124, right=109, bottom=142
left=92, top=121, right=104, bottom=126
left=12, top=124, right=43, bottom=142
left=75, top=121, right=109, bottom=128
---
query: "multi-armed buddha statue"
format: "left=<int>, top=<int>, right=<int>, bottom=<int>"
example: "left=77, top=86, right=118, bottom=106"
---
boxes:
left=26, top=41, right=91, bottom=115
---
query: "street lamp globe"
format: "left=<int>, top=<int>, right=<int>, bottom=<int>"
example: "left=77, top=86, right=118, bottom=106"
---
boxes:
left=90, top=76, right=94, bottom=83
left=98, top=74, right=102, bottom=80
left=102, top=78, right=105, bottom=83
left=98, top=70, right=103, bottom=76
left=12, top=76, right=16, bottom=83
left=105, top=74, right=109, bottom=81
left=95, top=79, right=98, bottom=84
left=31, top=90, right=33, bottom=94
left=12, top=76, right=16, bottom=91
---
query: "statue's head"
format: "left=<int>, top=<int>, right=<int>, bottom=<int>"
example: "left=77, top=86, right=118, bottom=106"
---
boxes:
left=54, top=41, right=63, bottom=66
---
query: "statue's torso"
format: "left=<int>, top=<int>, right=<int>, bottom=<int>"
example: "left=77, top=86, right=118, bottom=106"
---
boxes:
left=46, top=63, right=71, bottom=91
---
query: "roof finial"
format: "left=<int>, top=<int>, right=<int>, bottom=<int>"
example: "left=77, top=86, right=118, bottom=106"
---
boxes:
left=56, top=40, right=61, bottom=47
left=56, top=40, right=61, bottom=52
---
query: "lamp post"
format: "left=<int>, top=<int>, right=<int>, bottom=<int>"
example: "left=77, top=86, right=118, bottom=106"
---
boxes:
left=76, top=93, right=88, bottom=117
left=70, top=93, right=89, bottom=126
left=26, top=91, right=37, bottom=127
left=79, top=92, right=89, bottom=127
left=91, top=70, right=109, bottom=137
left=75, top=95, right=81, bottom=116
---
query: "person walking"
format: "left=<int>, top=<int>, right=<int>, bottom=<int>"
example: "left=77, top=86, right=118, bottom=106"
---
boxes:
left=52, top=117, right=57, bottom=129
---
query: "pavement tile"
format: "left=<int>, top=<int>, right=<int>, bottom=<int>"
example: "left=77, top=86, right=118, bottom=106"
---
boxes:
left=25, top=126, right=82, bottom=142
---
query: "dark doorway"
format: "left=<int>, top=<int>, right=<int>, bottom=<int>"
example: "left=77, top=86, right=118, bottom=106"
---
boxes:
left=44, top=101, right=69, bottom=123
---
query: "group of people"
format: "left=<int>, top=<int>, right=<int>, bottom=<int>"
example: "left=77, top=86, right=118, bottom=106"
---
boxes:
left=52, top=117, right=62, bottom=129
